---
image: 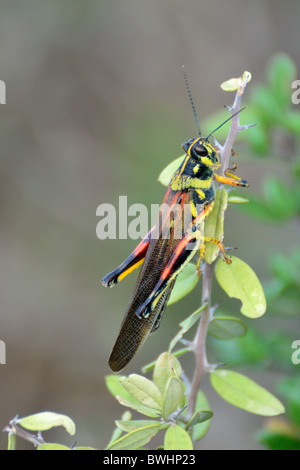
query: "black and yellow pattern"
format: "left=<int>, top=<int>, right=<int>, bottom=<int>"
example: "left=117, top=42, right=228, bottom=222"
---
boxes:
left=102, top=136, right=248, bottom=372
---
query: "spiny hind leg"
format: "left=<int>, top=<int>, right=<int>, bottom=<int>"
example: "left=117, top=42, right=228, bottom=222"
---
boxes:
left=196, top=243, right=205, bottom=276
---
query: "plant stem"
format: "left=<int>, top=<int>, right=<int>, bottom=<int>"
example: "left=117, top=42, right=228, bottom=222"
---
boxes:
left=187, top=262, right=214, bottom=418
left=187, top=73, right=251, bottom=420
left=4, top=422, right=45, bottom=448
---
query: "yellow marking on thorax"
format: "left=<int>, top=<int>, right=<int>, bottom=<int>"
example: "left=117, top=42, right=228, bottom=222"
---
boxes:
left=196, top=189, right=205, bottom=199
left=193, top=164, right=200, bottom=174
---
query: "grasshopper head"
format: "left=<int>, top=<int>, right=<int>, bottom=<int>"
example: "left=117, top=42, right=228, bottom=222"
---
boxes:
left=182, top=137, right=220, bottom=169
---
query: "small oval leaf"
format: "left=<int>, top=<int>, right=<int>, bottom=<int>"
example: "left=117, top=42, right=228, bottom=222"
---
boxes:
left=220, top=77, right=242, bottom=92
left=210, top=369, right=285, bottom=416
left=106, top=424, right=162, bottom=450
left=116, top=396, right=160, bottom=418
left=19, top=412, right=76, bottom=436
left=208, top=315, right=247, bottom=340
left=116, top=419, right=162, bottom=433
left=215, top=256, right=267, bottom=318
left=120, top=374, right=163, bottom=411
left=162, top=377, right=185, bottom=420
left=192, top=390, right=212, bottom=441
left=105, top=375, right=144, bottom=407
left=153, top=352, right=182, bottom=394
left=228, top=195, right=249, bottom=204
left=185, top=410, right=213, bottom=430
left=164, top=425, right=193, bottom=450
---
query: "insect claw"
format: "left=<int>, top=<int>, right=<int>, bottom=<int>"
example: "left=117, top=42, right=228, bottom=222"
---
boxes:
left=223, top=254, right=232, bottom=264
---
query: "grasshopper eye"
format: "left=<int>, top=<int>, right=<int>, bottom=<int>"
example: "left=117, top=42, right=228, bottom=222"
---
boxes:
left=193, top=144, right=208, bottom=157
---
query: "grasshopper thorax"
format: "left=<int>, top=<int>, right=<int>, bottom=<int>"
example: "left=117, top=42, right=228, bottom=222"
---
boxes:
left=182, top=137, right=219, bottom=168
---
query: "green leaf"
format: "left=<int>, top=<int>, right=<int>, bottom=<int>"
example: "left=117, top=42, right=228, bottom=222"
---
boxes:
left=257, top=430, right=300, bottom=451
left=107, top=411, right=132, bottom=447
left=37, top=443, right=70, bottom=450
left=106, top=375, right=159, bottom=416
left=152, top=352, right=182, bottom=394
left=185, top=410, right=213, bottom=431
left=164, top=425, right=193, bottom=450
left=158, top=155, right=186, bottom=187
left=105, top=375, right=142, bottom=405
left=119, top=374, right=163, bottom=412
left=116, top=396, right=161, bottom=418
left=162, top=377, right=185, bottom=420
left=168, top=305, right=205, bottom=352
left=228, top=195, right=249, bottom=204
left=18, top=412, right=76, bottom=435
left=168, top=263, right=200, bottom=306
left=215, top=256, right=267, bottom=318
left=192, top=390, right=212, bottom=441
left=204, top=188, right=228, bottom=264
left=116, top=419, right=162, bottom=433
left=208, top=315, right=247, bottom=340
left=210, top=369, right=285, bottom=416
left=106, top=424, right=162, bottom=450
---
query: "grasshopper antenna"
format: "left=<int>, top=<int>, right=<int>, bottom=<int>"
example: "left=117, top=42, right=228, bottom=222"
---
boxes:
left=182, top=65, right=201, bottom=136
left=205, top=106, right=247, bottom=141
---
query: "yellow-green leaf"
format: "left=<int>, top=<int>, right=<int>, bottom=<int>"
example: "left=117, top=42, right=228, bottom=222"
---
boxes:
left=168, top=263, right=200, bottom=306
left=116, top=396, right=160, bottom=418
left=162, top=377, right=185, bottom=420
left=106, top=375, right=144, bottom=406
left=153, top=352, right=182, bottom=394
left=215, top=256, right=267, bottom=318
left=164, top=425, right=193, bottom=450
left=192, top=390, right=212, bottom=441
left=116, top=419, right=162, bottom=433
left=210, top=369, right=285, bottom=416
left=158, top=155, right=186, bottom=187
left=204, top=188, right=228, bottom=264
left=221, top=78, right=243, bottom=92
left=120, top=374, right=163, bottom=411
left=228, top=195, right=249, bottom=204
left=106, top=423, right=162, bottom=450
left=19, top=412, right=75, bottom=436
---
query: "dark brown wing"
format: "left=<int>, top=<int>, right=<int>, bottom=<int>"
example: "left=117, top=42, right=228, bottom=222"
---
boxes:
left=108, top=189, right=191, bottom=371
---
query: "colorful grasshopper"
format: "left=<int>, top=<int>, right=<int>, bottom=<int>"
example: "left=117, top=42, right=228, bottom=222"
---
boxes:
left=102, top=75, right=248, bottom=372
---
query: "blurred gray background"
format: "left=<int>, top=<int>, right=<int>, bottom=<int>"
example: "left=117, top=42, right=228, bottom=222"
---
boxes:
left=0, top=0, right=299, bottom=450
